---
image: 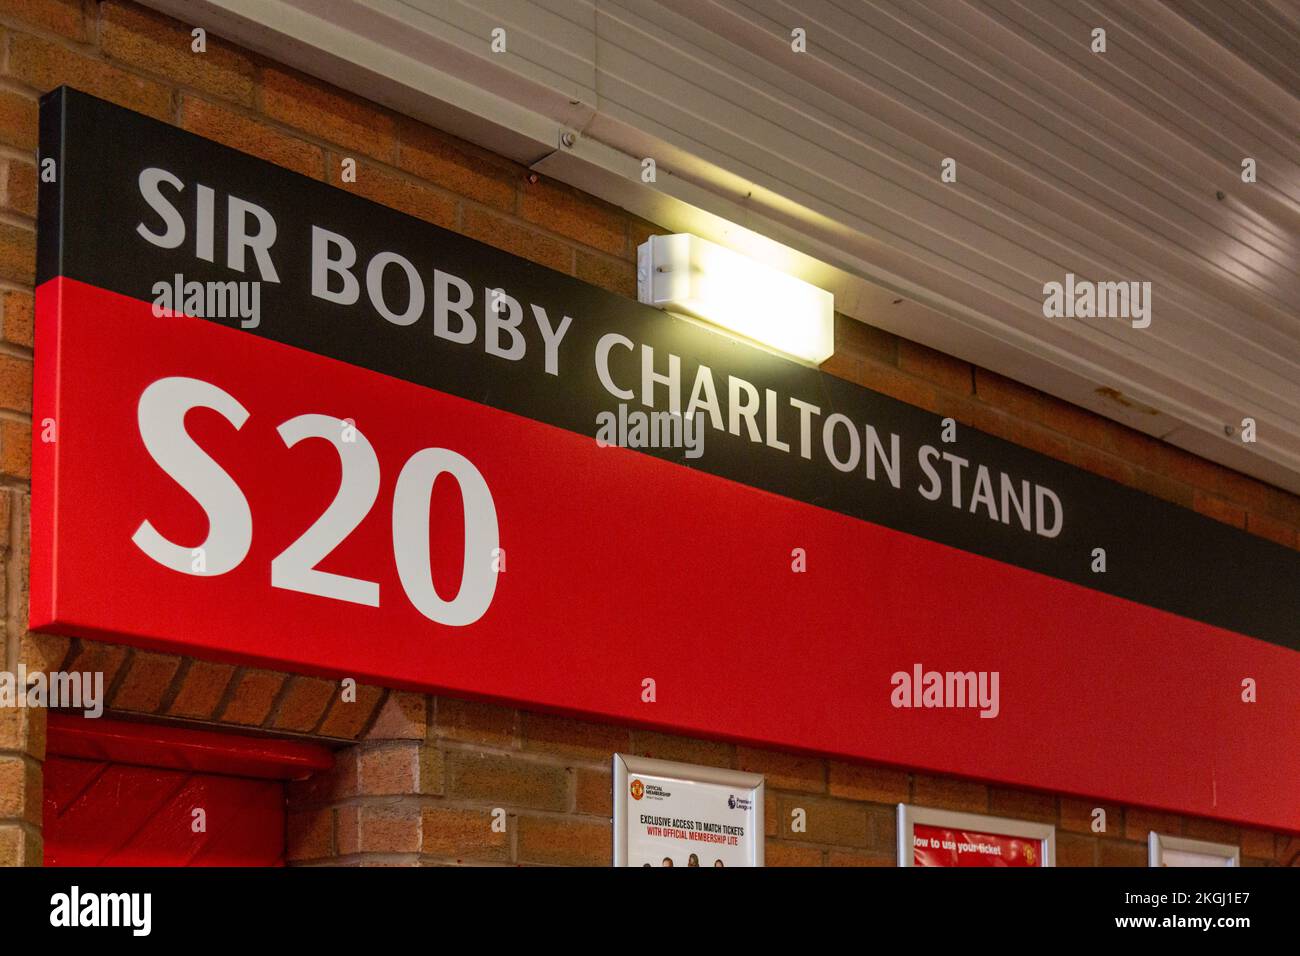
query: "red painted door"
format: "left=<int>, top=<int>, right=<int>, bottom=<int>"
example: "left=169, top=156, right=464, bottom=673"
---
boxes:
left=42, top=714, right=333, bottom=867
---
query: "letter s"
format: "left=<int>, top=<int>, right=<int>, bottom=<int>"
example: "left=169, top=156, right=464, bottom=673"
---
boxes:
left=132, top=377, right=252, bottom=575
left=136, top=167, right=186, bottom=249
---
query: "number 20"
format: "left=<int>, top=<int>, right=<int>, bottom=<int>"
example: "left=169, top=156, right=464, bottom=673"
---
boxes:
left=131, top=376, right=499, bottom=626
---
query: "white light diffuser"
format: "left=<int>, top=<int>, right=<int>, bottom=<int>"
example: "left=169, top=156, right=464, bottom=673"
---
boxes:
left=637, top=233, right=834, bottom=365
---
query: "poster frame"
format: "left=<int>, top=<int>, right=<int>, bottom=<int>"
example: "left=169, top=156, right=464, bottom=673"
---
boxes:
left=1147, top=832, right=1240, bottom=867
left=612, top=753, right=765, bottom=867
left=897, top=803, right=1056, bottom=867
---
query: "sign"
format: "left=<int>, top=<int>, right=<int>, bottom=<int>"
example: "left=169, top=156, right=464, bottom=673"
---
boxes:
left=31, top=88, right=1300, bottom=831
left=1148, top=833, right=1239, bottom=867
left=899, top=805, right=1054, bottom=867
left=612, top=755, right=763, bottom=866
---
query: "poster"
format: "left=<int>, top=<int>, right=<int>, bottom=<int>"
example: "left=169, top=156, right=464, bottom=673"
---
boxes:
left=1148, top=833, right=1239, bottom=867
left=613, top=755, right=763, bottom=867
left=898, top=804, right=1054, bottom=867
left=912, top=823, right=1040, bottom=867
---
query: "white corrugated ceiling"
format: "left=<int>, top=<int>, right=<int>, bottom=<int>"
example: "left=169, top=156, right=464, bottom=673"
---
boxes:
left=149, top=0, right=1300, bottom=492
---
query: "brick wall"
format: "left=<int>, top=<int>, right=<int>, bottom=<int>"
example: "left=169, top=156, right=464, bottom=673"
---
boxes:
left=0, top=0, right=1296, bottom=867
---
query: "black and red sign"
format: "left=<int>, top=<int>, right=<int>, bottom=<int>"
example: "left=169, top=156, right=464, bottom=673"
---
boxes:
left=32, top=89, right=1300, bottom=831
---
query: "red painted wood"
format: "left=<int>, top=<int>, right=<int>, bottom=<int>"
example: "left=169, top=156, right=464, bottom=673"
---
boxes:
left=43, top=756, right=285, bottom=866
left=43, top=716, right=328, bottom=866
left=47, top=713, right=334, bottom=780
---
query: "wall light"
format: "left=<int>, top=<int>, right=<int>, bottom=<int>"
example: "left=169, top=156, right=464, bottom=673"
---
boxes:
left=636, top=233, right=834, bottom=365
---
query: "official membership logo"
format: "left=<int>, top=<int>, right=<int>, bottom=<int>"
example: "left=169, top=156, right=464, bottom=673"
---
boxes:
left=630, top=779, right=645, bottom=800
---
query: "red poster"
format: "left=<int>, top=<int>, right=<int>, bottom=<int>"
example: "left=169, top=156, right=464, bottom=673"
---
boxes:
left=912, top=823, right=1043, bottom=867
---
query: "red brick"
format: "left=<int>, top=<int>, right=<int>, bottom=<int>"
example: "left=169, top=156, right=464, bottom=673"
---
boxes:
left=0, top=420, right=31, bottom=479
left=988, top=787, right=1057, bottom=824
left=835, top=318, right=899, bottom=366
left=327, top=155, right=456, bottom=228
left=629, top=730, right=734, bottom=768
left=365, top=691, right=427, bottom=740
left=912, top=774, right=988, bottom=814
left=0, top=824, right=40, bottom=866
left=764, top=840, right=822, bottom=866
left=827, top=761, right=909, bottom=805
left=358, top=803, right=421, bottom=854
left=0, top=352, right=31, bottom=414
left=1124, top=807, right=1182, bottom=841
left=1245, top=511, right=1297, bottom=549
left=444, top=751, right=568, bottom=811
left=858, top=361, right=943, bottom=414
left=180, top=96, right=325, bottom=179
left=0, top=705, right=43, bottom=759
left=101, top=1, right=256, bottom=106
left=1193, top=491, right=1246, bottom=529
left=1, top=159, right=37, bottom=217
left=434, top=696, right=516, bottom=747
left=898, top=339, right=971, bottom=394
left=1099, top=839, right=1148, bottom=867
left=1060, top=798, right=1123, bottom=838
left=166, top=660, right=235, bottom=718
left=358, top=741, right=420, bottom=796
left=1239, top=828, right=1275, bottom=860
left=288, top=747, right=357, bottom=805
left=521, top=711, right=629, bottom=761
left=217, top=668, right=286, bottom=725
left=1056, top=832, right=1098, bottom=867
left=110, top=650, right=182, bottom=712
left=518, top=176, right=625, bottom=255
left=517, top=815, right=610, bottom=866
left=1128, top=466, right=1195, bottom=509
left=316, top=681, right=384, bottom=739
left=780, top=795, right=869, bottom=847
left=272, top=676, right=336, bottom=732
left=20, top=631, right=69, bottom=674
left=628, top=219, right=658, bottom=259
left=1065, top=440, right=1137, bottom=486
left=286, top=808, right=333, bottom=861
left=0, top=222, right=35, bottom=285
left=827, top=849, right=894, bottom=866
left=574, top=249, right=635, bottom=298
left=1, top=0, right=90, bottom=41
left=736, top=746, right=825, bottom=793
left=574, top=768, right=611, bottom=816
left=263, top=66, right=397, bottom=162
left=0, top=756, right=39, bottom=825
left=460, top=205, right=573, bottom=274
left=7, top=33, right=172, bottom=121
left=335, top=805, right=360, bottom=856
left=1182, top=817, right=1239, bottom=846
left=420, top=806, right=509, bottom=862
left=66, top=639, right=129, bottom=688
left=0, top=91, right=36, bottom=155
left=396, top=116, right=516, bottom=211
left=2, top=291, right=34, bottom=348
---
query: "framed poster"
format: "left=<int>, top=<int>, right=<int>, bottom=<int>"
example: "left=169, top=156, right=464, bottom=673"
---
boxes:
left=612, top=754, right=764, bottom=867
left=1148, top=832, right=1240, bottom=867
left=898, top=804, right=1056, bottom=867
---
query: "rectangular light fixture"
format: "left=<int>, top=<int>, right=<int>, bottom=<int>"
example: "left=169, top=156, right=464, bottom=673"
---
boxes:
left=636, top=233, right=835, bottom=365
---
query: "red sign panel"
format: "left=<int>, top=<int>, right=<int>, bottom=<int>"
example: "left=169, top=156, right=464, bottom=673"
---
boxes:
left=33, top=278, right=1300, bottom=832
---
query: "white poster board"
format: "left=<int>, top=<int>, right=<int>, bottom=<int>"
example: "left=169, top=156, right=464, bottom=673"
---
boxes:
left=1148, top=832, right=1239, bottom=867
left=612, top=754, right=764, bottom=867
